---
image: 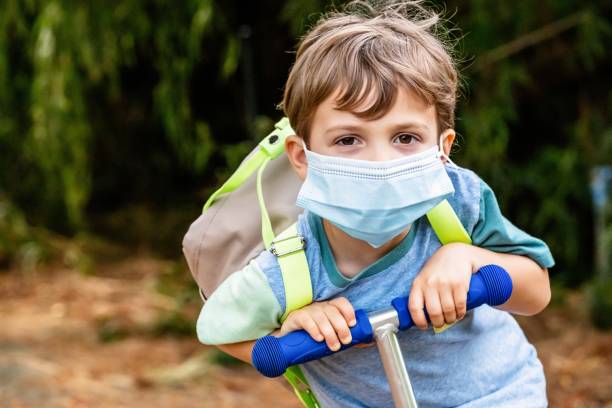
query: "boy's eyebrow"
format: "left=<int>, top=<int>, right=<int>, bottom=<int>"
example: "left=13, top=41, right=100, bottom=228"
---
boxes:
left=389, top=121, right=431, bottom=133
left=324, top=125, right=362, bottom=134
left=324, top=121, right=431, bottom=134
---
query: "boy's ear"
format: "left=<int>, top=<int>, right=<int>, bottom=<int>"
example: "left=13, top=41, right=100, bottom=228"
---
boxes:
left=285, top=135, right=308, bottom=181
left=440, top=129, right=455, bottom=157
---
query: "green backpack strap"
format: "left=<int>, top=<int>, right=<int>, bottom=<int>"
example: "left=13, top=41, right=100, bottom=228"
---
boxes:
left=426, top=199, right=471, bottom=333
left=284, top=366, right=322, bottom=408
left=202, top=117, right=295, bottom=251
left=202, top=117, right=320, bottom=407
left=426, top=199, right=472, bottom=245
left=202, top=117, right=294, bottom=213
left=270, top=224, right=319, bottom=407
left=271, top=223, right=313, bottom=322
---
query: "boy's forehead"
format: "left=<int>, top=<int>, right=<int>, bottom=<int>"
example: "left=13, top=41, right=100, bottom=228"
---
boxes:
left=312, top=86, right=437, bottom=133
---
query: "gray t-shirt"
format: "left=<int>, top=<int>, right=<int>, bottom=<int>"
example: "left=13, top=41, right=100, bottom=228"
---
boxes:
left=197, top=165, right=554, bottom=407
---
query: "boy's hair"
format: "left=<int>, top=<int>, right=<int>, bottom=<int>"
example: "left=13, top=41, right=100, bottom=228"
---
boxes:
left=281, top=0, right=459, bottom=141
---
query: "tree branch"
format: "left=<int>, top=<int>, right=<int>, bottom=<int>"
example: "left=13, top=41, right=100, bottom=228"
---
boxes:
left=474, top=11, right=586, bottom=71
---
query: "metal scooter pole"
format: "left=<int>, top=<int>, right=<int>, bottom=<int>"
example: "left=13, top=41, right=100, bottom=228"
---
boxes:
left=370, top=308, right=418, bottom=407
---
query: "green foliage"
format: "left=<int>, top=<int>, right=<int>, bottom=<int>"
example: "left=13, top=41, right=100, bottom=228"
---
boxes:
left=62, top=241, right=95, bottom=275
left=92, top=204, right=202, bottom=258
left=149, top=309, right=197, bottom=338
left=151, top=0, right=217, bottom=173
left=0, top=0, right=611, bottom=292
left=155, top=259, right=199, bottom=301
left=97, top=316, right=131, bottom=343
left=28, top=2, right=92, bottom=228
left=209, top=349, right=247, bottom=367
left=446, top=0, right=612, bottom=284
left=281, top=0, right=329, bottom=36
left=0, top=0, right=238, bottom=230
left=151, top=260, right=200, bottom=337
left=588, top=279, right=612, bottom=330
left=0, top=196, right=50, bottom=271
left=0, top=198, right=30, bottom=266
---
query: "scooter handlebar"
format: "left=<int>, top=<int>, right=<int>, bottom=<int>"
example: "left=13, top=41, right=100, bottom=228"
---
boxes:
left=391, top=264, right=513, bottom=330
left=252, top=264, right=512, bottom=378
left=251, top=309, right=373, bottom=378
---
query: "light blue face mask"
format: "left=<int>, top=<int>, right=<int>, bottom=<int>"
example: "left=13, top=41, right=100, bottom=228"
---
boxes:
left=296, top=143, right=455, bottom=248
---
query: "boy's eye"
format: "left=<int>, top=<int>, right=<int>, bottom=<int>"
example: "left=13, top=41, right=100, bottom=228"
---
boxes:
left=335, top=136, right=360, bottom=146
left=394, top=133, right=418, bottom=144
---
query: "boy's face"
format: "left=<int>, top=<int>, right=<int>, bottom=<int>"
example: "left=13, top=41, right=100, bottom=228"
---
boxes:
left=286, top=86, right=455, bottom=181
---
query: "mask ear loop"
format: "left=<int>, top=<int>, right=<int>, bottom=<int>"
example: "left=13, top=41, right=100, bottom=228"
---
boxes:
left=438, top=134, right=459, bottom=168
left=301, top=140, right=312, bottom=166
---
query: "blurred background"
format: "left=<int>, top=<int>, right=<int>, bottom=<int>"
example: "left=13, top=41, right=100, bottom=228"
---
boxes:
left=1, top=0, right=611, bottom=407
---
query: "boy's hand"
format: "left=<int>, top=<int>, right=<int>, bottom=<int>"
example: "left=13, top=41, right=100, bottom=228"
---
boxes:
left=409, top=243, right=475, bottom=330
left=279, top=297, right=356, bottom=351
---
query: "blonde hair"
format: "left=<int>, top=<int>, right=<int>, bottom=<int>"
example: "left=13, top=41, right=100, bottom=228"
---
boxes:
left=281, top=0, right=459, bottom=141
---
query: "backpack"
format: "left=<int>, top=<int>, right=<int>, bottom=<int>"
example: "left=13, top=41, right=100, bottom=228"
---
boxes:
left=182, top=117, right=472, bottom=408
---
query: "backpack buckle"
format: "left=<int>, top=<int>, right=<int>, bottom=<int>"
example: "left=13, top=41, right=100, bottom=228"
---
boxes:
left=270, top=234, right=306, bottom=257
left=258, top=117, right=295, bottom=160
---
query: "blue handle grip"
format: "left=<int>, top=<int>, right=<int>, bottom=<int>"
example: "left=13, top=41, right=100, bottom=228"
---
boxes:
left=391, top=264, right=513, bottom=330
left=252, top=309, right=373, bottom=377
left=252, top=264, right=512, bottom=378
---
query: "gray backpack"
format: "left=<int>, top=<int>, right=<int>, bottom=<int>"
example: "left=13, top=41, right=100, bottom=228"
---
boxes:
left=182, top=118, right=304, bottom=301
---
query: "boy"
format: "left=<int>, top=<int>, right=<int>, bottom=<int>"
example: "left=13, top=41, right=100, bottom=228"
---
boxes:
left=197, top=1, right=554, bottom=406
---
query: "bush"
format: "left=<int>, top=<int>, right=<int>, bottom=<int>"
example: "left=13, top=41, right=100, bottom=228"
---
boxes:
left=588, top=279, right=612, bottom=330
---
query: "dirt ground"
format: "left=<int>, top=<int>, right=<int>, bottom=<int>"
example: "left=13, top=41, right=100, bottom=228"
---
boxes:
left=0, top=257, right=610, bottom=408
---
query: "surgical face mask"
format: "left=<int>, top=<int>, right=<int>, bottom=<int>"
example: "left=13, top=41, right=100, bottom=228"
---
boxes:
left=296, top=141, right=455, bottom=248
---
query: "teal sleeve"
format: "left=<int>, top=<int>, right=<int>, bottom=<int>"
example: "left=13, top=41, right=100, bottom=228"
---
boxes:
left=196, top=260, right=282, bottom=345
left=472, top=180, right=555, bottom=269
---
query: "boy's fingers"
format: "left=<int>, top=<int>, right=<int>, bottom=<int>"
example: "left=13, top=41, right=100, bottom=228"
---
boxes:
left=408, top=287, right=428, bottom=330
left=439, top=287, right=457, bottom=324
left=324, top=306, right=352, bottom=345
left=298, top=314, right=324, bottom=342
left=329, top=297, right=357, bottom=326
left=425, top=288, right=444, bottom=328
left=311, top=310, right=341, bottom=351
left=453, top=285, right=468, bottom=319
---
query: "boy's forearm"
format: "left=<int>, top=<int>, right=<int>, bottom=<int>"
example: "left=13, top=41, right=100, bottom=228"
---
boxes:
left=216, top=329, right=282, bottom=365
left=466, top=244, right=551, bottom=315
left=217, top=340, right=256, bottom=365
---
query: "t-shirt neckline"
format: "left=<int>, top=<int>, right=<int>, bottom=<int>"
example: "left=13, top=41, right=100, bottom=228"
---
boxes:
left=306, top=212, right=417, bottom=288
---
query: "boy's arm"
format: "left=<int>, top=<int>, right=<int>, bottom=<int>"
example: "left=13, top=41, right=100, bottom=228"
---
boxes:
left=198, top=258, right=356, bottom=362
left=196, top=261, right=283, bottom=346
left=414, top=243, right=550, bottom=317
left=409, top=244, right=550, bottom=329
left=466, top=179, right=553, bottom=315
left=216, top=297, right=358, bottom=364
left=217, top=340, right=257, bottom=365
left=215, top=330, right=281, bottom=365
left=461, top=245, right=550, bottom=315
left=409, top=179, right=554, bottom=329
